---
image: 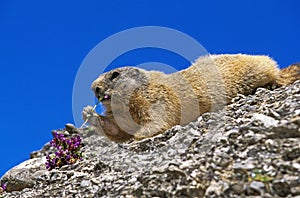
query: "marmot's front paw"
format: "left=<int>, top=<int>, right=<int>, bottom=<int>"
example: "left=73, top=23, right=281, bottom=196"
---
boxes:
left=82, top=105, right=101, bottom=127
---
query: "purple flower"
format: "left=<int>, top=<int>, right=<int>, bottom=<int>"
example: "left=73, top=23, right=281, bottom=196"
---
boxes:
left=45, top=132, right=84, bottom=170
left=55, top=151, right=60, bottom=157
left=50, top=140, right=55, bottom=146
left=58, top=134, right=64, bottom=140
left=66, top=154, right=71, bottom=160
left=1, top=183, right=7, bottom=190
left=66, top=139, right=72, bottom=145
left=53, top=131, right=59, bottom=138
left=45, top=164, right=50, bottom=169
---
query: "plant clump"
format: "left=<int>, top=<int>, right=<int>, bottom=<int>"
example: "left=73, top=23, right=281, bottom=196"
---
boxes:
left=45, top=132, right=83, bottom=170
left=0, top=182, right=6, bottom=195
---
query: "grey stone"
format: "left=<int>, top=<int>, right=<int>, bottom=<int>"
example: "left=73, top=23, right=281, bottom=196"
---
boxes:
left=1, top=157, right=46, bottom=192
left=291, top=186, right=300, bottom=196
left=249, top=181, right=265, bottom=194
left=1, top=80, right=300, bottom=197
left=231, top=183, right=244, bottom=194
left=80, top=180, right=91, bottom=188
left=252, top=113, right=279, bottom=128
left=272, top=179, right=290, bottom=197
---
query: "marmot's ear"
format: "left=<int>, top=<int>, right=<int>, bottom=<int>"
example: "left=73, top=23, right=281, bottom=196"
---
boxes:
left=131, top=68, right=141, bottom=75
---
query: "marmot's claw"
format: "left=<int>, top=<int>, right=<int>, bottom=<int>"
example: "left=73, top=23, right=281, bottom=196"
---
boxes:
left=82, top=105, right=100, bottom=126
left=82, top=105, right=94, bottom=120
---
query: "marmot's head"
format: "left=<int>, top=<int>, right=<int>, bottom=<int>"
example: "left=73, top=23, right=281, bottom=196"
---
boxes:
left=91, top=67, right=148, bottom=104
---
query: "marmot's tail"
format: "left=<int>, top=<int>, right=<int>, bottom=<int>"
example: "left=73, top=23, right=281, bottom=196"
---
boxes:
left=276, top=63, right=300, bottom=86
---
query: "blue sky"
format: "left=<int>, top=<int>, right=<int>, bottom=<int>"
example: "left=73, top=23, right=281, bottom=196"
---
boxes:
left=0, top=1, right=299, bottom=177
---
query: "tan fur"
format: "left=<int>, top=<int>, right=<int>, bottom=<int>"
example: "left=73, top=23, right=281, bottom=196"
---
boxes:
left=83, top=54, right=299, bottom=142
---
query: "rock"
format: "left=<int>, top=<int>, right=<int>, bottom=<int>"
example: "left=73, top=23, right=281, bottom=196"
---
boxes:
left=272, top=179, right=291, bottom=197
left=233, top=160, right=255, bottom=170
left=65, top=123, right=79, bottom=134
left=231, top=183, right=244, bottom=195
left=205, top=180, right=229, bottom=196
left=1, top=157, right=46, bottom=192
left=291, top=186, right=300, bottom=196
left=248, top=181, right=265, bottom=195
left=1, top=80, right=300, bottom=197
left=80, top=180, right=91, bottom=188
left=252, top=113, right=279, bottom=128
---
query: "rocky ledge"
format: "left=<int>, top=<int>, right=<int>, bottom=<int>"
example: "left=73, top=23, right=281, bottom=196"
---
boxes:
left=1, top=81, right=300, bottom=197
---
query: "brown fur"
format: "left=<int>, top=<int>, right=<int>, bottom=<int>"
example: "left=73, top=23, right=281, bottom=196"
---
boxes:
left=83, top=54, right=300, bottom=142
left=276, top=63, right=300, bottom=86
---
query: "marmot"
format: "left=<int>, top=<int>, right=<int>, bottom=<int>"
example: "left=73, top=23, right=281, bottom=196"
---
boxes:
left=83, top=54, right=300, bottom=142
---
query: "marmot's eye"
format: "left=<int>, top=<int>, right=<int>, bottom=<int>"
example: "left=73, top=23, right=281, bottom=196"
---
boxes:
left=110, top=72, right=120, bottom=81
